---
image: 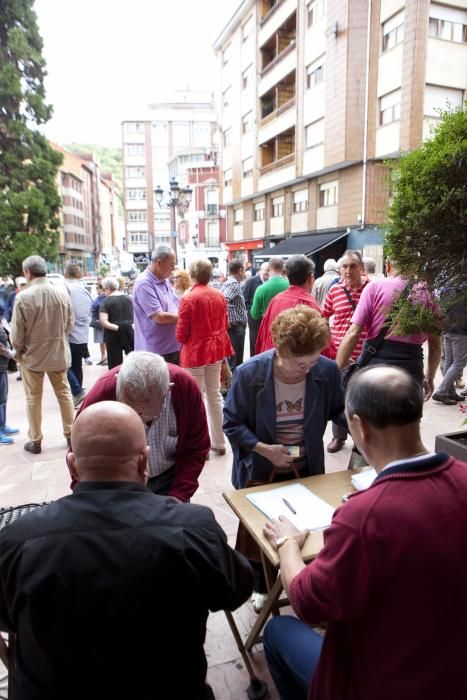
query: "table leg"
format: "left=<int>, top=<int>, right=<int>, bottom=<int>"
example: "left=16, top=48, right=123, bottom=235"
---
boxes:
left=245, top=576, right=284, bottom=652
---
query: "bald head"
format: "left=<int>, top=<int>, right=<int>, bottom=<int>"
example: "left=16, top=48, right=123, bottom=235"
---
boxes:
left=346, top=366, right=424, bottom=429
left=68, top=402, right=149, bottom=483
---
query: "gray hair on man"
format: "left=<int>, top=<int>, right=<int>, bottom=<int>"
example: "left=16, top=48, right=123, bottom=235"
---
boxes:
left=151, top=245, right=173, bottom=262
left=362, top=256, right=376, bottom=274
left=102, top=276, right=119, bottom=292
left=285, top=255, right=315, bottom=286
left=116, top=351, right=170, bottom=403
left=22, top=256, right=48, bottom=277
left=268, top=256, right=285, bottom=273
left=323, top=258, right=338, bottom=273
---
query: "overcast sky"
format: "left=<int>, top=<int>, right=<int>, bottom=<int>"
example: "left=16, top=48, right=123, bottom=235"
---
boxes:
left=34, top=0, right=239, bottom=147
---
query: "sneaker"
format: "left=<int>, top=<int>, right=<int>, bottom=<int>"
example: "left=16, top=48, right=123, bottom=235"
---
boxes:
left=24, top=441, right=41, bottom=454
left=73, top=390, right=86, bottom=409
left=2, top=425, right=19, bottom=435
left=0, top=434, right=14, bottom=445
left=84, top=358, right=93, bottom=365
left=251, top=592, right=268, bottom=614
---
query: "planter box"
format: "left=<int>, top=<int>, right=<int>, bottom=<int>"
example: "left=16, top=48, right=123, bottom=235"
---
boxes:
left=435, top=431, right=467, bottom=462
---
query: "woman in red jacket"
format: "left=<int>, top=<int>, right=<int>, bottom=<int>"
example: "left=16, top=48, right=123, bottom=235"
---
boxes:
left=176, top=259, right=233, bottom=455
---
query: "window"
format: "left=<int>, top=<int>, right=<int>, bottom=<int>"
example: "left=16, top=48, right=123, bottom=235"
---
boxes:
left=242, top=16, right=253, bottom=42
left=305, top=118, right=324, bottom=148
left=128, top=210, right=147, bottom=222
left=223, top=128, right=232, bottom=147
left=234, top=208, right=244, bottom=224
left=193, top=122, right=211, bottom=147
left=429, top=17, right=467, bottom=43
left=172, top=122, right=190, bottom=148
left=206, top=222, right=219, bottom=246
left=124, top=122, right=144, bottom=133
left=307, top=0, right=326, bottom=27
left=254, top=202, right=265, bottom=221
left=224, top=168, right=232, bottom=187
left=242, top=111, right=253, bottom=134
left=206, top=190, right=219, bottom=215
left=129, top=232, right=148, bottom=245
left=125, top=166, right=145, bottom=178
left=306, top=58, right=325, bottom=88
left=319, top=181, right=338, bottom=207
left=242, top=157, right=254, bottom=178
left=223, top=86, right=232, bottom=108
left=125, top=143, right=145, bottom=156
left=223, top=43, right=231, bottom=65
left=379, top=89, right=401, bottom=125
left=242, top=65, right=252, bottom=90
left=127, top=188, right=146, bottom=200
left=293, top=189, right=308, bottom=213
left=271, top=196, right=284, bottom=218
left=382, top=11, right=404, bottom=51
left=424, top=84, right=464, bottom=117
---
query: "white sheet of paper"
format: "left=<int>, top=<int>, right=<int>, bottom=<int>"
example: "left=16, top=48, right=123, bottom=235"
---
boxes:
left=350, top=468, right=377, bottom=491
left=246, top=483, right=335, bottom=531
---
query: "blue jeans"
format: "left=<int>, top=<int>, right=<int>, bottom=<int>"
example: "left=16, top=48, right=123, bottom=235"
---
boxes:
left=263, top=616, right=323, bottom=700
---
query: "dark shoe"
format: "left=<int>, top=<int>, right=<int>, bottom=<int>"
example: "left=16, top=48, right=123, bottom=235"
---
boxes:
left=24, top=441, right=41, bottom=454
left=73, top=390, right=86, bottom=409
left=16, top=374, right=22, bottom=381
left=461, top=388, right=467, bottom=398
left=432, top=392, right=456, bottom=406
left=451, top=393, right=466, bottom=402
left=97, top=359, right=107, bottom=366
left=327, top=438, right=346, bottom=453
left=211, top=447, right=226, bottom=456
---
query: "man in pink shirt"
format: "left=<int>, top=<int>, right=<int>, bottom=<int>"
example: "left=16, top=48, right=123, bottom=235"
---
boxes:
left=336, top=260, right=440, bottom=398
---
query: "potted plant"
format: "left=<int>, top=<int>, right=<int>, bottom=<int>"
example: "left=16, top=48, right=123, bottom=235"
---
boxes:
left=435, top=406, right=467, bottom=461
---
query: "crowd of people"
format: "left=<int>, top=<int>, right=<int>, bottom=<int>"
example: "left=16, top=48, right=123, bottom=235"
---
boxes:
left=0, top=246, right=465, bottom=699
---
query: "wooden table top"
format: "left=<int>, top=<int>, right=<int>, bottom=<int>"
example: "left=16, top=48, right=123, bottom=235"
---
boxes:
left=223, top=470, right=355, bottom=568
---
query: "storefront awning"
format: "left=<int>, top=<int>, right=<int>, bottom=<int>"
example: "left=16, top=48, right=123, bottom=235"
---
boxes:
left=225, top=240, right=264, bottom=251
left=253, top=229, right=348, bottom=260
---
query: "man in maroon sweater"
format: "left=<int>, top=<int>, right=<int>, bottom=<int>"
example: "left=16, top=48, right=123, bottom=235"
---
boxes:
left=262, top=365, right=467, bottom=700
left=71, top=351, right=210, bottom=502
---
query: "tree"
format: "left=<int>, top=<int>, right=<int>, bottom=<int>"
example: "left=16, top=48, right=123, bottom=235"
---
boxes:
left=0, top=0, right=63, bottom=277
left=386, top=106, right=467, bottom=333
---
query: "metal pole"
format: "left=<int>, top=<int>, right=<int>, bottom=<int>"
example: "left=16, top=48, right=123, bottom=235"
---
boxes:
left=171, top=201, right=178, bottom=263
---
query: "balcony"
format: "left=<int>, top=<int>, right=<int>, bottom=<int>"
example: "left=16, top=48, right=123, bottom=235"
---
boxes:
left=260, top=13, right=296, bottom=74
left=259, top=127, right=295, bottom=173
left=260, top=71, right=295, bottom=121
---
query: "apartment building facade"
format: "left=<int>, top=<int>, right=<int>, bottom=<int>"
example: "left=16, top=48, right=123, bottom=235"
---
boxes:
left=121, top=92, right=219, bottom=266
left=214, top=0, right=467, bottom=271
left=52, top=145, right=121, bottom=274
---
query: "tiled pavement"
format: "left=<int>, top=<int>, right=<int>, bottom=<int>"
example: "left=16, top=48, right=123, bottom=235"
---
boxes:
left=0, top=347, right=463, bottom=699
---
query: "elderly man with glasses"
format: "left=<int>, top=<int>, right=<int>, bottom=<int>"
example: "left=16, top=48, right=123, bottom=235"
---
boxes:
left=68, top=351, right=210, bottom=501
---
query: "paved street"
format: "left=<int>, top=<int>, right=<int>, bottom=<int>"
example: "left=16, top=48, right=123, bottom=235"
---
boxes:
left=0, top=349, right=463, bottom=698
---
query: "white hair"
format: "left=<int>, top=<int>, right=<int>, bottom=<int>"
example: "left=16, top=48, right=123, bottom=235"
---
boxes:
left=102, top=276, right=119, bottom=291
left=151, top=245, right=174, bottom=262
left=116, top=352, right=169, bottom=402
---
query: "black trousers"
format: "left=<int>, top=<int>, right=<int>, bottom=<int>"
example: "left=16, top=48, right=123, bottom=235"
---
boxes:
left=228, top=324, right=246, bottom=371
left=69, top=343, right=87, bottom=388
left=106, top=324, right=134, bottom=370
left=247, top=315, right=261, bottom=357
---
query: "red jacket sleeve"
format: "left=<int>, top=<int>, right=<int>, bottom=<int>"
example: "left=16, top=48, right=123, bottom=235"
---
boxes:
left=168, top=365, right=211, bottom=501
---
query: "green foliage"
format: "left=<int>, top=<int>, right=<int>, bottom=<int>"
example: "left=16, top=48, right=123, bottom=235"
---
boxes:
left=98, top=263, right=110, bottom=277
left=65, top=143, right=123, bottom=194
left=0, top=0, right=62, bottom=277
left=386, top=107, right=467, bottom=333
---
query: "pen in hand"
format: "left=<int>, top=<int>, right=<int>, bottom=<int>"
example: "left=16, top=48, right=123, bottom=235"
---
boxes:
left=282, top=498, right=296, bottom=515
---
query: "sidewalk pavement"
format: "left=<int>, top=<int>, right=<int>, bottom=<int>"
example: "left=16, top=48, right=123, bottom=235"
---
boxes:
left=0, top=356, right=464, bottom=699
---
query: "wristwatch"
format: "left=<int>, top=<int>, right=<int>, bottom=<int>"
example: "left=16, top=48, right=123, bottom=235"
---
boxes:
left=275, top=535, right=300, bottom=549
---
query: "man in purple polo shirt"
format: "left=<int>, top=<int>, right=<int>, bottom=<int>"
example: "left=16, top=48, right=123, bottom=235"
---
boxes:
left=133, top=245, right=181, bottom=364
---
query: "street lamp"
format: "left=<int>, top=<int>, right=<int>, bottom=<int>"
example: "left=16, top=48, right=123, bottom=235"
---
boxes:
left=154, top=177, right=193, bottom=262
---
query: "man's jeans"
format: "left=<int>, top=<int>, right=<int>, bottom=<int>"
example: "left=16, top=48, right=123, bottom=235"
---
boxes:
left=437, top=333, right=467, bottom=396
left=67, top=342, right=87, bottom=395
left=263, top=616, right=323, bottom=700
left=227, top=323, right=245, bottom=371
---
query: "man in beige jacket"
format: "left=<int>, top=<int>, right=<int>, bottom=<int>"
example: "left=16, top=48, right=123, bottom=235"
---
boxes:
left=11, top=256, right=75, bottom=454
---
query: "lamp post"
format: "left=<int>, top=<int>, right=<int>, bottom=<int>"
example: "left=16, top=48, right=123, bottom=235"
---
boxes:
left=154, top=177, right=192, bottom=263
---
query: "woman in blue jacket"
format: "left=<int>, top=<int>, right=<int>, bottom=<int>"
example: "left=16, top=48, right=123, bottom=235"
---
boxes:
left=223, top=305, right=345, bottom=489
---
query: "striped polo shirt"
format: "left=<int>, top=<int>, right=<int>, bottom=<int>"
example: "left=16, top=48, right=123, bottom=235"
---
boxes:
left=323, top=281, right=369, bottom=360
